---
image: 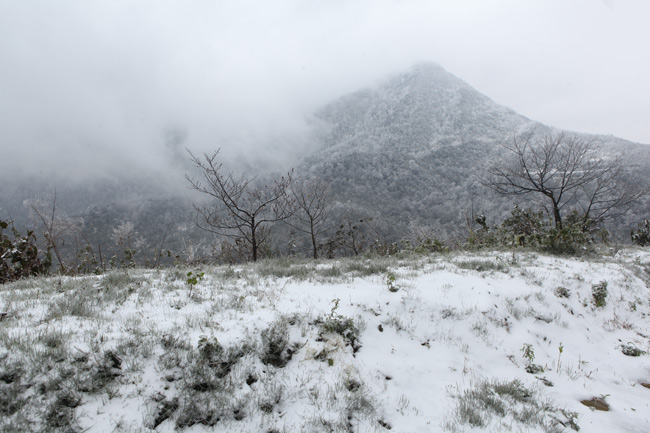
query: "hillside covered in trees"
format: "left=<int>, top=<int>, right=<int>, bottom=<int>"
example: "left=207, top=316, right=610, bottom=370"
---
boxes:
left=1, top=64, right=649, bottom=270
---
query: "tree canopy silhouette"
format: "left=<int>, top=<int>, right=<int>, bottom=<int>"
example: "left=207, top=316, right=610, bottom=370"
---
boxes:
left=185, top=149, right=294, bottom=262
left=483, top=133, right=645, bottom=230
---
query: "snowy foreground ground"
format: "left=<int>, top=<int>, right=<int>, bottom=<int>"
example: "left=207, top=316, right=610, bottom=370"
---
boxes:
left=1, top=249, right=650, bottom=433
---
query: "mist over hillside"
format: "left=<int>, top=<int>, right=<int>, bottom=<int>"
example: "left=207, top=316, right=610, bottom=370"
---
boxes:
left=2, top=63, right=649, bottom=262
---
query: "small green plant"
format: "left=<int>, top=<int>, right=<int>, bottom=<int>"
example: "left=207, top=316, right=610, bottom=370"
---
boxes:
left=521, top=343, right=544, bottom=373
left=320, top=315, right=360, bottom=350
left=318, top=299, right=362, bottom=353
left=631, top=219, right=650, bottom=246
left=557, top=342, right=564, bottom=373
left=329, top=298, right=340, bottom=319
left=592, top=281, right=608, bottom=307
left=385, top=272, right=399, bottom=292
left=521, top=343, right=535, bottom=364
left=186, top=270, right=205, bottom=296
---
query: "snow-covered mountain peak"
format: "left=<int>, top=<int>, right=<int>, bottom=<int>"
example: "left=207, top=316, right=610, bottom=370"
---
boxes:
left=315, top=62, right=532, bottom=155
left=299, top=63, right=649, bottom=239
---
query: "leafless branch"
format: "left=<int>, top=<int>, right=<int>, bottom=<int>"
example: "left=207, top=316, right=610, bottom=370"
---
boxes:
left=482, top=133, right=646, bottom=230
left=24, top=190, right=83, bottom=274
left=185, top=148, right=295, bottom=261
left=285, top=178, right=334, bottom=259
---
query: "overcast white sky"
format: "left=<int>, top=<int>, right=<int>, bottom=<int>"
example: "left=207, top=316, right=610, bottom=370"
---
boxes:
left=1, top=0, right=649, bottom=181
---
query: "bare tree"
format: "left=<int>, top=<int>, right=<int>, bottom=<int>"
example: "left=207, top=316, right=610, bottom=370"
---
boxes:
left=285, top=178, right=333, bottom=259
left=24, top=191, right=83, bottom=273
left=110, top=220, right=145, bottom=268
left=185, top=149, right=294, bottom=262
left=483, top=133, right=645, bottom=230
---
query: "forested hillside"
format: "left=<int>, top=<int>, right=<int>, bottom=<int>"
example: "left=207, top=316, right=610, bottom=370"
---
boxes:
left=2, top=64, right=649, bottom=265
left=299, top=63, right=650, bottom=241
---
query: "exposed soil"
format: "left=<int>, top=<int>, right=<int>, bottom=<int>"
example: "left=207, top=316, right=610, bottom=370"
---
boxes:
left=580, top=397, right=610, bottom=411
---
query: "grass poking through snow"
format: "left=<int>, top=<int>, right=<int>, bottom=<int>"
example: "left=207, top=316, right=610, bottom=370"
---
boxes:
left=1, top=249, right=650, bottom=432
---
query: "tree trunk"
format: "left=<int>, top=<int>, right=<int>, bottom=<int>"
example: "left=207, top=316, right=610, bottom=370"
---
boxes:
left=311, top=229, right=318, bottom=259
left=552, top=200, right=562, bottom=230
left=251, top=222, right=258, bottom=262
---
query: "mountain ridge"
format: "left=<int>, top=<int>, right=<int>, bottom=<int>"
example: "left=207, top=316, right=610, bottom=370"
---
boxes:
left=299, top=62, right=650, bottom=240
left=314, top=63, right=535, bottom=153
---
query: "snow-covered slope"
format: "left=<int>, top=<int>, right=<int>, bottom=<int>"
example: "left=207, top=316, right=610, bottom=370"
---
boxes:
left=315, top=63, right=534, bottom=153
left=2, top=249, right=649, bottom=432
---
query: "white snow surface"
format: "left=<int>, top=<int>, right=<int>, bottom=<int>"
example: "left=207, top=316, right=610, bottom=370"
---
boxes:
left=1, top=249, right=650, bottom=432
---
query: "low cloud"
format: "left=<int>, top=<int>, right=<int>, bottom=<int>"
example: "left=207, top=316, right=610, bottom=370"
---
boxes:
left=1, top=0, right=648, bottom=185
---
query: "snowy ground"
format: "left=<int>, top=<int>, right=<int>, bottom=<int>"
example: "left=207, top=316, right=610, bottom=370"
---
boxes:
left=1, top=249, right=649, bottom=433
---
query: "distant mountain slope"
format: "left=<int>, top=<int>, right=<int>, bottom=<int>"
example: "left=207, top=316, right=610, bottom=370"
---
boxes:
left=316, top=63, right=534, bottom=152
left=300, top=63, right=650, bottom=240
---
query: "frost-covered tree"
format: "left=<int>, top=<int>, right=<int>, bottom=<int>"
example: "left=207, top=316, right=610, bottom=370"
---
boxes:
left=286, top=178, right=333, bottom=259
left=185, top=149, right=294, bottom=262
left=24, top=192, right=83, bottom=274
left=483, top=133, right=645, bottom=231
left=110, top=220, right=144, bottom=267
